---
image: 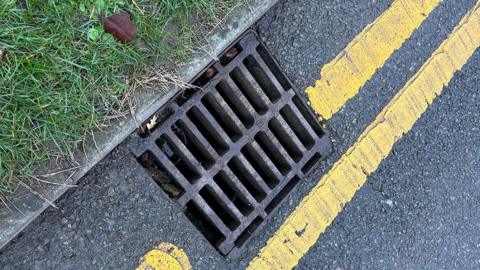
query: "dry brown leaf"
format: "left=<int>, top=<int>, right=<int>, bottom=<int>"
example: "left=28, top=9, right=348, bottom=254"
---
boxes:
left=99, top=12, right=137, bottom=43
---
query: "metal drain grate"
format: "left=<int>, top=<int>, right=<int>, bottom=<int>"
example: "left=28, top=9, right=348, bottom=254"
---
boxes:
left=130, top=31, right=332, bottom=256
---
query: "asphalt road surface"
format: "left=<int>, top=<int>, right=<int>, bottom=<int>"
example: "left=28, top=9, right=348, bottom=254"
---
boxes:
left=1, top=0, right=479, bottom=269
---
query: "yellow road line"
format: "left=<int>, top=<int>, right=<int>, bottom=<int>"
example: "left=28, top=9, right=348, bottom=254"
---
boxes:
left=306, top=0, right=443, bottom=120
left=248, top=2, right=480, bottom=269
left=136, top=242, right=191, bottom=270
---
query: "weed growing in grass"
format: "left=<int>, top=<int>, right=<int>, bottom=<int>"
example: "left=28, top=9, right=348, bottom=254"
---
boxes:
left=0, top=0, right=244, bottom=197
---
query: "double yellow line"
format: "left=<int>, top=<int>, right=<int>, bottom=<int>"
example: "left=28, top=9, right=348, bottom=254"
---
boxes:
left=306, top=0, right=442, bottom=119
left=248, top=1, right=480, bottom=269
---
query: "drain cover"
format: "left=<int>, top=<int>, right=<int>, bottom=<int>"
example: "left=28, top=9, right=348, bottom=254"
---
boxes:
left=130, top=31, right=331, bottom=256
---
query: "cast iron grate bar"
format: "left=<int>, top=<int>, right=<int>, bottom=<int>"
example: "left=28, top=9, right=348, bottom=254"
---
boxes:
left=130, top=31, right=331, bottom=256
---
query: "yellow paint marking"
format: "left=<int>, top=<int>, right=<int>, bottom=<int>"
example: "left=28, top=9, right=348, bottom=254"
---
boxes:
left=136, top=242, right=191, bottom=270
left=248, top=2, right=480, bottom=269
left=306, top=0, right=443, bottom=119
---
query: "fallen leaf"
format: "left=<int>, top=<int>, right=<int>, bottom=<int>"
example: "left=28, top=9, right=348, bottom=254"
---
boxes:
left=204, top=67, right=216, bottom=80
left=0, top=50, right=3, bottom=61
left=224, top=47, right=239, bottom=61
left=146, top=115, right=158, bottom=131
left=99, top=12, right=137, bottom=43
left=195, top=67, right=217, bottom=86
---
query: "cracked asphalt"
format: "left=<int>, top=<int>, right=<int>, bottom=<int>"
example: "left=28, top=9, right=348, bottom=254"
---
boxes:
left=1, top=0, right=479, bottom=269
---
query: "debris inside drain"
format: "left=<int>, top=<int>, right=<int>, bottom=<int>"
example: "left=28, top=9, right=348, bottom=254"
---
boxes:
left=130, top=30, right=332, bottom=256
left=139, top=107, right=175, bottom=138
left=138, top=151, right=183, bottom=198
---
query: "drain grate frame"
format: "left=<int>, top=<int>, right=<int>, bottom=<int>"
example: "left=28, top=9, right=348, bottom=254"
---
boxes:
left=130, top=30, right=332, bottom=256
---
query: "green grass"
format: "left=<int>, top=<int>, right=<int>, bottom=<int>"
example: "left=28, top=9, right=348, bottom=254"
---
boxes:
left=0, top=0, right=243, bottom=197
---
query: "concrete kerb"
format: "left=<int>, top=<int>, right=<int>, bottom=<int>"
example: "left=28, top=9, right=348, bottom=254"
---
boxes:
left=0, top=0, right=278, bottom=251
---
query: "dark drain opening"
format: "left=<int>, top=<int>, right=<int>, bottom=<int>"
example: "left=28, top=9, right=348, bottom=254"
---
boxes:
left=302, top=153, right=322, bottom=174
left=220, top=45, right=242, bottom=66
left=216, top=81, right=254, bottom=128
left=243, top=55, right=281, bottom=102
left=241, top=144, right=279, bottom=189
left=130, top=31, right=332, bottom=256
left=200, top=186, right=240, bottom=230
left=228, top=157, right=267, bottom=202
left=213, top=171, right=254, bottom=216
left=268, top=118, right=303, bottom=162
left=280, top=106, right=315, bottom=149
left=255, top=44, right=291, bottom=91
left=255, top=132, right=291, bottom=175
left=201, top=93, right=242, bottom=141
left=192, top=67, right=218, bottom=88
left=265, top=176, right=300, bottom=214
left=176, top=87, right=199, bottom=106
left=234, top=216, right=263, bottom=247
left=292, top=96, right=325, bottom=137
left=185, top=201, right=226, bottom=246
left=172, top=121, right=215, bottom=169
left=139, top=106, right=175, bottom=138
left=137, top=151, right=184, bottom=199
left=187, top=107, right=229, bottom=155
left=231, top=68, right=268, bottom=114
left=157, top=136, right=200, bottom=183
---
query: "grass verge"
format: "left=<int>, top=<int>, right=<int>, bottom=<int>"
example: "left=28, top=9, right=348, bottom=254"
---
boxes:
left=0, top=0, right=245, bottom=200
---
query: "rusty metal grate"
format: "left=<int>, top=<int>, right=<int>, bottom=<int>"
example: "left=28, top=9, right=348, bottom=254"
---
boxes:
left=130, top=31, right=331, bottom=256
